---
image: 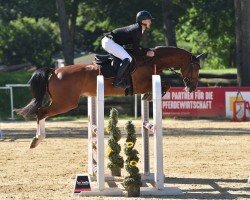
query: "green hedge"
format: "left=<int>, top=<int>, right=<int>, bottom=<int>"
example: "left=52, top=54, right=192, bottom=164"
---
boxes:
left=0, top=72, right=32, bottom=119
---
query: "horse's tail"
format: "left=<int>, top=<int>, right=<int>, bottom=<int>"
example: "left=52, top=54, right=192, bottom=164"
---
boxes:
left=16, top=67, right=53, bottom=119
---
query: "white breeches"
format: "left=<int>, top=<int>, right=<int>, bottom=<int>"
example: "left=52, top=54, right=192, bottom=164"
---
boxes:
left=101, top=36, right=132, bottom=62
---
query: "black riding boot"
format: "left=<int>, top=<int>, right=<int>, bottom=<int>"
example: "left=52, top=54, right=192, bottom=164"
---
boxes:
left=113, top=58, right=131, bottom=89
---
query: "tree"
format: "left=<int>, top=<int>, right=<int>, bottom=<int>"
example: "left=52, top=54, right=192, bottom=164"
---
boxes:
left=56, top=0, right=80, bottom=65
left=0, top=18, right=59, bottom=67
left=77, top=0, right=166, bottom=51
left=176, top=0, right=235, bottom=69
left=162, top=0, right=177, bottom=46
left=0, top=0, right=237, bottom=70
left=234, top=0, right=250, bottom=86
left=0, top=0, right=56, bottom=23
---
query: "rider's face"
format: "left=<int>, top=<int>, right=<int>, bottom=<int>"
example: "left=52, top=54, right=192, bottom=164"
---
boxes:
left=142, top=19, right=152, bottom=29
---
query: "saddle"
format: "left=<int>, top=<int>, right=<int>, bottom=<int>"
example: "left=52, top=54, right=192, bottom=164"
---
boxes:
left=94, top=53, right=136, bottom=96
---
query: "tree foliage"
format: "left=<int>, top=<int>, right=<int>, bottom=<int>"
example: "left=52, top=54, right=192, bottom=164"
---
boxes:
left=177, top=0, right=235, bottom=69
left=0, top=17, right=59, bottom=67
left=76, top=0, right=166, bottom=52
left=0, top=0, right=238, bottom=70
left=0, top=0, right=56, bottom=23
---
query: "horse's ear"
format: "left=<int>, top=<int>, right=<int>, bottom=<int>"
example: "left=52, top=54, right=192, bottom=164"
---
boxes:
left=196, top=53, right=207, bottom=60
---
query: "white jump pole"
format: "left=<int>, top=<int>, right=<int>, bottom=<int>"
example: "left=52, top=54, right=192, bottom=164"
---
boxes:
left=141, top=96, right=150, bottom=177
left=141, top=75, right=163, bottom=186
left=134, top=94, right=138, bottom=119
left=152, top=75, right=164, bottom=189
left=140, top=75, right=183, bottom=196
left=96, top=75, right=105, bottom=190
left=88, top=97, right=96, bottom=176
left=87, top=75, right=105, bottom=190
left=81, top=75, right=122, bottom=196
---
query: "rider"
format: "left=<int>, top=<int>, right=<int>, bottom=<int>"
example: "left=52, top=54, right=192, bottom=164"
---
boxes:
left=101, top=10, right=155, bottom=89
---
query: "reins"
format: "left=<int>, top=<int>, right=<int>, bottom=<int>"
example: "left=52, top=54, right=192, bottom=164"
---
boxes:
left=168, top=67, right=191, bottom=87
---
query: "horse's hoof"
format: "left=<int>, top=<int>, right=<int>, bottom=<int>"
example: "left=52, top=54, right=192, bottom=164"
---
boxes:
left=30, top=137, right=40, bottom=149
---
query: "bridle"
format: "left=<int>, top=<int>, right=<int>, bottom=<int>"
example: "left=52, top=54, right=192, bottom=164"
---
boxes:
left=154, top=54, right=200, bottom=88
left=139, top=52, right=200, bottom=89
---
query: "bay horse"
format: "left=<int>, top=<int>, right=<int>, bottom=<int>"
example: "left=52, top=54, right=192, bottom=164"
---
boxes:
left=16, top=46, right=202, bottom=148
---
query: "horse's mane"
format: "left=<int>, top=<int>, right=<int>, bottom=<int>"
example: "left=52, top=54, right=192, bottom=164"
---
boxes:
left=153, top=46, right=192, bottom=56
left=128, top=46, right=192, bottom=60
left=126, top=46, right=192, bottom=66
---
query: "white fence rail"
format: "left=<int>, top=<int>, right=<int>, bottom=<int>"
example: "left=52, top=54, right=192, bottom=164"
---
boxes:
left=5, top=84, right=30, bottom=119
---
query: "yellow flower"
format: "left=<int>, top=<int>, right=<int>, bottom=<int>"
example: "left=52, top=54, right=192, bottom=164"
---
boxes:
left=130, top=160, right=137, bottom=166
left=125, top=142, right=134, bottom=148
left=106, top=146, right=113, bottom=156
left=105, top=126, right=111, bottom=133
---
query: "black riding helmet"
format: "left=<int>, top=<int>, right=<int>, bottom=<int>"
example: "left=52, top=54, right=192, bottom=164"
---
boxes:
left=136, top=10, right=155, bottom=23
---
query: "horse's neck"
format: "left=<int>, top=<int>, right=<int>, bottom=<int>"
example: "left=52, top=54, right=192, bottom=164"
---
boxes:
left=156, top=53, right=189, bottom=70
left=130, top=48, right=190, bottom=71
left=154, top=47, right=191, bottom=69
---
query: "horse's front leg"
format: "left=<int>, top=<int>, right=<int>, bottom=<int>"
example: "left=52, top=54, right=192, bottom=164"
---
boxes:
left=30, top=118, right=46, bottom=148
left=141, top=80, right=170, bottom=101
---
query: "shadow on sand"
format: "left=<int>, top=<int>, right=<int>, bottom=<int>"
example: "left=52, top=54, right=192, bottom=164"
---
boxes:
left=162, top=177, right=250, bottom=199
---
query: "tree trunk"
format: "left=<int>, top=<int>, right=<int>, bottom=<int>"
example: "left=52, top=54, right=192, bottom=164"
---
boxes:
left=234, top=0, right=250, bottom=86
left=70, top=0, right=80, bottom=45
left=162, top=0, right=177, bottom=46
left=56, top=0, right=74, bottom=65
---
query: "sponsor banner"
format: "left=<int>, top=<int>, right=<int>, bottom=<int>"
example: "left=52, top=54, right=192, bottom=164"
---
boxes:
left=162, top=87, right=250, bottom=118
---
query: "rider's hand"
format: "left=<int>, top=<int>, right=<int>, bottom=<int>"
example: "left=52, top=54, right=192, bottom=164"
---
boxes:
left=147, top=50, right=154, bottom=57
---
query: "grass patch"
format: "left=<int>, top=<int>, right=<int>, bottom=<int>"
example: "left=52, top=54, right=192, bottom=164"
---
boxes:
left=49, top=115, right=86, bottom=121
left=164, top=68, right=237, bottom=75
left=163, top=68, right=237, bottom=75
left=0, top=71, right=32, bottom=86
left=74, top=53, right=95, bottom=64
left=200, top=68, right=237, bottom=74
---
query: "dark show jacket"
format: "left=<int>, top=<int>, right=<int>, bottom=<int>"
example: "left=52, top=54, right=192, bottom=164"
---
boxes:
left=105, top=23, right=150, bottom=56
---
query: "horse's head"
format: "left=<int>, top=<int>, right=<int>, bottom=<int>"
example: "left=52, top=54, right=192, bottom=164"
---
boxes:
left=154, top=46, right=202, bottom=93
left=180, top=54, right=202, bottom=93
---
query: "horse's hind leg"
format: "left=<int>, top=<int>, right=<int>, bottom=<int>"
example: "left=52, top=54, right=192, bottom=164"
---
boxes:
left=30, top=99, right=79, bottom=148
left=30, top=119, right=45, bottom=148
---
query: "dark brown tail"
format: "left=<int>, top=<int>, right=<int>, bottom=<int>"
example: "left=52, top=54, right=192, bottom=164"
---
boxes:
left=16, top=68, right=53, bottom=119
